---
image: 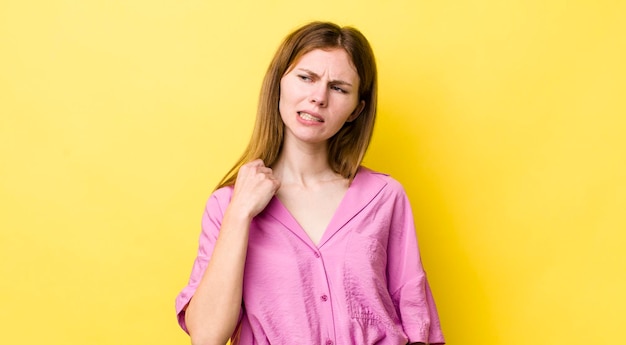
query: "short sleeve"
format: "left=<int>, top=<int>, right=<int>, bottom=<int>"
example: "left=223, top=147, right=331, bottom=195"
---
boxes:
left=386, top=182, right=445, bottom=344
left=174, top=187, right=231, bottom=333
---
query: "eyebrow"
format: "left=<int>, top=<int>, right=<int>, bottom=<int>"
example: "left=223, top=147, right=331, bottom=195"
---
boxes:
left=296, top=68, right=354, bottom=87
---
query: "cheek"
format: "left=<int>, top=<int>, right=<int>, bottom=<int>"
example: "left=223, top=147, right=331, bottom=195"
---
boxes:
left=278, top=93, right=292, bottom=113
left=278, top=80, right=306, bottom=119
left=278, top=101, right=287, bottom=124
left=278, top=80, right=295, bottom=108
left=338, top=98, right=360, bottom=118
left=278, top=82, right=288, bottom=118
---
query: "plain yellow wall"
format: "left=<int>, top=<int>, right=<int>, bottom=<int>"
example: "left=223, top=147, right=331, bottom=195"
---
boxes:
left=1, top=1, right=625, bottom=344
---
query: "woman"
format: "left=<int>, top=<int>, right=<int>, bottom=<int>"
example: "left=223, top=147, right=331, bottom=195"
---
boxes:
left=176, top=21, right=445, bottom=345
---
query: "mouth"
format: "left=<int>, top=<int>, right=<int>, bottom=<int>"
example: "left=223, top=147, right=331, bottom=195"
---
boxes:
left=298, top=112, right=324, bottom=122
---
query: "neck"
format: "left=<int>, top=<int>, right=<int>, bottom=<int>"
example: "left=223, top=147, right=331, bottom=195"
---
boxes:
left=272, top=136, right=341, bottom=186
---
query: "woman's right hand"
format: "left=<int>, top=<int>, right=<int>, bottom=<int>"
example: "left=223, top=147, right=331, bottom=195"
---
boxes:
left=229, top=159, right=281, bottom=219
left=185, top=159, right=279, bottom=345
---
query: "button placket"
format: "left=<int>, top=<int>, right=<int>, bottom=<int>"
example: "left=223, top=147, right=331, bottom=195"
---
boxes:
left=314, top=248, right=335, bottom=345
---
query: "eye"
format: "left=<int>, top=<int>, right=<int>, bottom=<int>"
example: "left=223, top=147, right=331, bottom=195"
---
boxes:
left=297, top=74, right=312, bottom=82
left=330, top=85, right=347, bottom=94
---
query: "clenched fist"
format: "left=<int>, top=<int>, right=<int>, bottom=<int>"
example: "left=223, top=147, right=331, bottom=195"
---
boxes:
left=229, top=159, right=281, bottom=219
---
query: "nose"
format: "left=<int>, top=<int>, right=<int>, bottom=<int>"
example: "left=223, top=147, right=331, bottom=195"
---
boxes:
left=309, top=84, right=328, bottom=107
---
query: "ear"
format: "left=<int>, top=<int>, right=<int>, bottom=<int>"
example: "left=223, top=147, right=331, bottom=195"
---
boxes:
left=347, top=100, right=366, bottom=122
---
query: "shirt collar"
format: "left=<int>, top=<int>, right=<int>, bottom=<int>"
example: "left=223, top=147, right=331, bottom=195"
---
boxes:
left=262, top=166, right=388, bottom=249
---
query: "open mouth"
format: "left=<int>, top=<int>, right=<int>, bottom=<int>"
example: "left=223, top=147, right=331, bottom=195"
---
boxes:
left=298, top=112, right=324, bottom=122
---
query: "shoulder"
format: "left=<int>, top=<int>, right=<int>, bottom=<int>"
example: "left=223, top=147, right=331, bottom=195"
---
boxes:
left=357, top=166, right=407, bottom=195
left=212, top=185, right=234, bottom=200
left=204, top=185, right=234, bottom=213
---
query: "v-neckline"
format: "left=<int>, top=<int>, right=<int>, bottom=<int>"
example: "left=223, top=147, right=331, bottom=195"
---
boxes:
left=261, top=167, right=388, bottom=249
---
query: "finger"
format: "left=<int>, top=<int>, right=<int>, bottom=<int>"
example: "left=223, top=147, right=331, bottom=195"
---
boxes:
left=256, top=167, right=274, bottom=175
left=271, top=179, right=281, bottom=193
left=247, top=159, right=265, bottom=167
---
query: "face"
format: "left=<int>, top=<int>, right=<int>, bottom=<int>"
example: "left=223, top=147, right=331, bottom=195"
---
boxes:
left=279, top=48, right=364, bottom=146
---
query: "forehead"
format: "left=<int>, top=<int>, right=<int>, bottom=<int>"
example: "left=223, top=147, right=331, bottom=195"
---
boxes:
left=290, top=48, right=359, bottom=80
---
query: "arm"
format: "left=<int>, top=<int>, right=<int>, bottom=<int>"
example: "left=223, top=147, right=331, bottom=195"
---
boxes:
left=184, top=160, right=280, bottom=345
left=387, top=183, right=445, bottom=344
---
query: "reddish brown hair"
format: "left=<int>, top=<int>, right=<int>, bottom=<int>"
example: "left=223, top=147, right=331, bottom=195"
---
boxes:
left=217, top=21, right=378, bottom=189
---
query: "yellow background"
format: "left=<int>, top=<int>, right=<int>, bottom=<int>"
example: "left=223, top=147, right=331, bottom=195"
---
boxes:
left=1, top=1, right=624, bottom=344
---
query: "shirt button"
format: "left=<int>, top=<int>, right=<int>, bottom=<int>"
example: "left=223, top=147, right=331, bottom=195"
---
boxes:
left=314, top=252, right=320, bottom=258
left=326, top=340, right=333, bottom=345
left=320, top=294, right=328, bottom=301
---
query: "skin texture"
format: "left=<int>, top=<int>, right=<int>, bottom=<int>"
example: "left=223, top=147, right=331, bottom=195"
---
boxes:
left=278, top=48, right=364, bottom=146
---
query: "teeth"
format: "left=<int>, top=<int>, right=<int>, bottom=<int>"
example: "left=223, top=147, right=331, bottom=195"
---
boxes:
left=299, top=112, right=323, bottom=122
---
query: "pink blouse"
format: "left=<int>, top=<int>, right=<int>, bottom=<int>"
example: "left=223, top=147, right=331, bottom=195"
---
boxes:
left=176, top=167, right=445, bottom=344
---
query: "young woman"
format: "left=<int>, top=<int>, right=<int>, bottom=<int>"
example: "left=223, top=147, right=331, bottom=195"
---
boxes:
left=176, top=21, right=445, bottom=345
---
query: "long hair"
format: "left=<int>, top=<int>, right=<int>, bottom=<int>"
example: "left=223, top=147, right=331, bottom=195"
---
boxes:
left=216, top=21, right=378, bottom=189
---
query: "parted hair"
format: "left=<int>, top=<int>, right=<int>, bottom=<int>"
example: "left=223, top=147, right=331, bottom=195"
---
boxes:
left=216, top=21, right=378, bottom=189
